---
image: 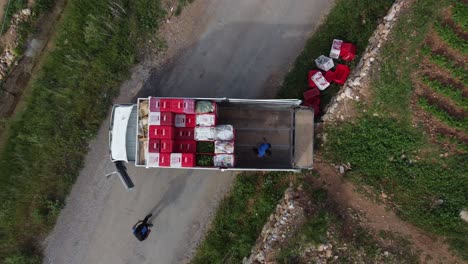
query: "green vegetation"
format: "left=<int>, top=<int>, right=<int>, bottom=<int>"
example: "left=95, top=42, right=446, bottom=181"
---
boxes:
left=452, top=0, right=468, bottom=31
left=325, top=115, right=468, bottom=259
left=196, top=154, right=214, bottom=166
left=422, top=76, right=467, bottom=110
left=434, top=21, right=468, bottom=54
left=11, top=18, right=31, bottom=56
left=325, top=0, right=468, bottom=259
left=437, top=133, right=468, bottom=152
left=196, top=141, right=214, bottom=153
left=191, top=172, right=290, bottom=264
left=276, top=212, right=329, bottom=263
left=0, top=0, right=57, bottom=65
left=34, top=0, right=56, bottom=13
left=277, top=0, right=394, bottom=113
left=1, top=0, right=27, bottom=33
left=421, top=46, right=468, bottom=85
left=0, top=0, right=166, bottom=262
left=418, top=98, right=468, bottom=130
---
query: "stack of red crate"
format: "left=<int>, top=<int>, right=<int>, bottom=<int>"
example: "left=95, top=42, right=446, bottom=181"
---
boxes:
left=147, top=97, right=197, bottom=168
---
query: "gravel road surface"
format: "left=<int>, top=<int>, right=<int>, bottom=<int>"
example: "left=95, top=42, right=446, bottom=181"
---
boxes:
left=43, top=1, right=333, bottom=263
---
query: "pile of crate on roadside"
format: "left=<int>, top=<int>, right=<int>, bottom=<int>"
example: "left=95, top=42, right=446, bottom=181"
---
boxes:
left=137, top=97, right=235, bottom=168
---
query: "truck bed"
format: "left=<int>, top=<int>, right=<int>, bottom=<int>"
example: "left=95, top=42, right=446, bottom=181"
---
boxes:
left=217, top=104, right=293, bottom=169
left=110, top=98, right=313, bottom=172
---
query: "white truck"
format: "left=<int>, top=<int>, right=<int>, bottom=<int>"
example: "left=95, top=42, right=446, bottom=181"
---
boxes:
left=109, top=97, right=314, bottom=190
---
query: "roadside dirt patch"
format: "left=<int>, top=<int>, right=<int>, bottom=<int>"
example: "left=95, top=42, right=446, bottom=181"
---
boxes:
left=310, top=158, right=463, bottom=264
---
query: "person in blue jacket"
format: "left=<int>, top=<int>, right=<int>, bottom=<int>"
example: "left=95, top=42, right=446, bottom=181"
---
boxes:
left=132, top=214, right=153, bottom=241
left=253, top=138, right=272, bottom=158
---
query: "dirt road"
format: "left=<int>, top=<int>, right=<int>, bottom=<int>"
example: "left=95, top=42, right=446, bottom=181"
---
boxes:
left=43, top=1, right=333, bottom=263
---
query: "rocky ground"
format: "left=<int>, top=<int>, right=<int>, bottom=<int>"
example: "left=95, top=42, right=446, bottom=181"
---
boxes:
left=0, top=8, right=31, bottom=79
left=243, top=181, right=420, bottom=264
left=0, top=0, right=65, bottom=123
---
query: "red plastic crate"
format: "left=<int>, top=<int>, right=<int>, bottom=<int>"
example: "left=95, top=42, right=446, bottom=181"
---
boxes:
left=148, top=126, right=174, bottom=139
left=149, top=98, right=173, bottom=112
left=307, top=70, right=319, bottom=88
left=172, top=99, right=195, bottom=114
left=159, top=153, right=171, bottom=167
left=340, top=43, right=357, bottom=61
left=303, top=88, right=320, bottom=102
left=148, top=112, right=174, bottom=126
left=174, top=114, right=196, bottom=127
left=149, top=97, right=160, bottom=112
left=160, top=99, right=173, bottom=112
left=174, top=127, right=195, bottom=140
left=333, top=64, right=350, bottom=85
left=303, top=99, right=320, bottom=118
left=148, top=139, right=161, bottom=153
left=324, top=70, right=336, bottom=83
left=170, top=153, right=195, bottom=168
left=174, top=140, right=196, bottom=153
left=160, top=139, right=174, bottom=153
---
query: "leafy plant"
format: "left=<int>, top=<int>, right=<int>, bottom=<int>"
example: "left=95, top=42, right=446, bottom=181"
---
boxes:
left=421, top=46, right=468, bottom=85
left=196, top=154, right=213, bottom=166
left=452, top=1, right=468, bottom=31
left=434, top=21, right=468, bottom=54
left=418, top=98, right=468, bottom=130
left=422, top=76, right=468, bottom=111
left=436, top=133, right=468, bottom=152
left=34, top=0, right=56, bottom=12
left=4, top=254, right=41, bottom=264
left=196, top=141, right=214, bottom=153
left=12, top=19, right=32, bottom=56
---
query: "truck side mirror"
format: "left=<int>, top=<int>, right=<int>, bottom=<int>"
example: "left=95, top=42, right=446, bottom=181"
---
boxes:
left=114, top=161, right=135, bottom=191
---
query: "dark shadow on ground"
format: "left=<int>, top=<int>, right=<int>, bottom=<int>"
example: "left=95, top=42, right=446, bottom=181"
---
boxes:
left=134, top=22, right=316, bottom=101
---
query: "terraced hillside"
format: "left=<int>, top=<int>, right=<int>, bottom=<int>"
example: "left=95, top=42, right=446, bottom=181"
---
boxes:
left=413, top=1, right=468, bottom=152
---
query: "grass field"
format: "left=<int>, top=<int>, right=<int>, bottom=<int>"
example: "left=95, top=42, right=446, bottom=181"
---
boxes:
left=324, top=0, right=468, bottom=259
left=191, top=172, right=290, bottom=264
left=0, top=0, right=165, bottom=262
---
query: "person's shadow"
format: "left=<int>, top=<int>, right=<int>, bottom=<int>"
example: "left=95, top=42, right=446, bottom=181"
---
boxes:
left=146, top=173, right=189, bottom=222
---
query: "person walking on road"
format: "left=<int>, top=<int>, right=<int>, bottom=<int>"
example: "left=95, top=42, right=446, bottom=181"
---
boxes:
left=132, top=214, right=153, bottom=241
left=253, top=138, right=272, bottom=158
